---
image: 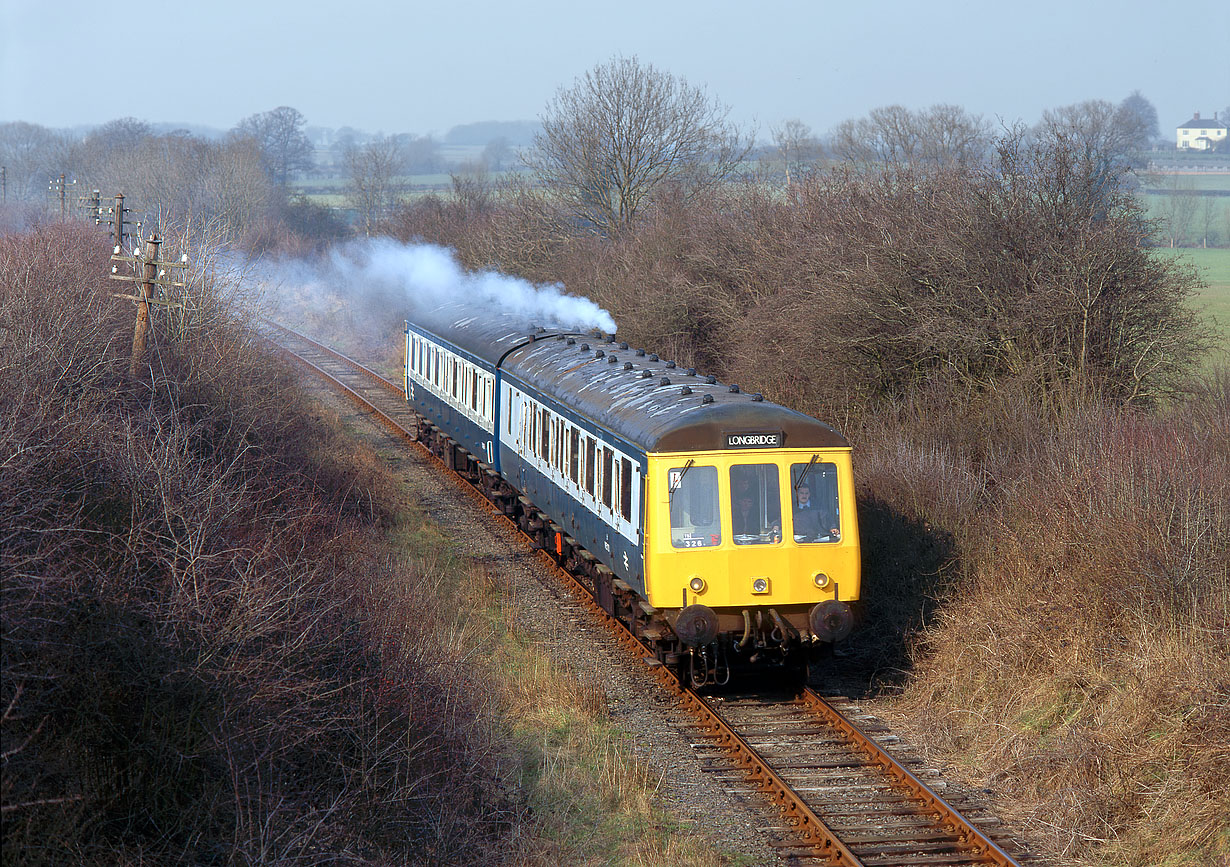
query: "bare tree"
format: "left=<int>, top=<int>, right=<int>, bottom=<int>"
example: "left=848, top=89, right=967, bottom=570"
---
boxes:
left=524, top=55, right=751, bottom=234
left=233, top=106, right=314, bottom=187
left=770, top=118, right=821, bottom=185
left=829, top=104, right=990, bottom=167
left=481, top=136, right=511, bottom=172
left=1036, top=98, right=1153, bottom=166
left=394, top=133, right=440, bottom=174
left=1118, top=91, right=1160, bottom=149
left=1151, top=174, right=1198, bottom=247
left=0, top=122, right=77, bottom=202
left=345, top=136, right=407, bottom=235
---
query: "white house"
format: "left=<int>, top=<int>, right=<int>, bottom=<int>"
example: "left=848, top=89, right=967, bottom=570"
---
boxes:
left=1176, top=112, right=1228, bottom=151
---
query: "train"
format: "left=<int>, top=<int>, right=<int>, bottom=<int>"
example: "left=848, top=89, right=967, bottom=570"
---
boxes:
left=404, top=305, right=860, bottom=686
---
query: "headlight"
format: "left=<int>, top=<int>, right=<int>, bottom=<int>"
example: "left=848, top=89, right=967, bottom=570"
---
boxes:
left=688, top=575, right=706, bottom=594
left=751, top=578, right=769, bottom=594
left=813, top=572, right=831, bottom=589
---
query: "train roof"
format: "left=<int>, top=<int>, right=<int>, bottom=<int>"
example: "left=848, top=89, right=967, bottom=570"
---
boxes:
left=408, top=306, right=848, bottom=454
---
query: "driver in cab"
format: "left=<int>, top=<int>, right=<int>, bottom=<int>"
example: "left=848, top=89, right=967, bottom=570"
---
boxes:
left=793, top=484, right=839, bottom=541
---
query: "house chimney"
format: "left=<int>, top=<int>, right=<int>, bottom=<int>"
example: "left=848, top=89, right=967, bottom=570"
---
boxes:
left=1195, top=111, right=1200, bottom=120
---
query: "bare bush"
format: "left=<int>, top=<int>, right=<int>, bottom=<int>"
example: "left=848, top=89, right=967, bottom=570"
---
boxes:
left=1, top=222, right=520, bottom=864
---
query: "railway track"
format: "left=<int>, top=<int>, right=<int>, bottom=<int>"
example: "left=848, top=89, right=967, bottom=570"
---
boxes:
left=264, top=321, right=1034, bottom=867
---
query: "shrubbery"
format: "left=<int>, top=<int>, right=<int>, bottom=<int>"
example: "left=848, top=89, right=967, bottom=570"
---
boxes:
left=0, top=222, right=518, bottom=864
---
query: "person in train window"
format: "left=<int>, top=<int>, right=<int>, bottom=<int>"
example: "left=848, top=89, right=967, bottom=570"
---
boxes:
left=793, top=484, right=838, bottom=540
left=733, top=495, right=779, bottom=544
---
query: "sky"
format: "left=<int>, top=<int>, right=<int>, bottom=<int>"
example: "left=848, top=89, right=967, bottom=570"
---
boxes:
left=3, top=0, right=1228, bottom=142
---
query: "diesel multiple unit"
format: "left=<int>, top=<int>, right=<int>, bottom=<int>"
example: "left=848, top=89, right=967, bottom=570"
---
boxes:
left=405, top=307, right=860, bottom=685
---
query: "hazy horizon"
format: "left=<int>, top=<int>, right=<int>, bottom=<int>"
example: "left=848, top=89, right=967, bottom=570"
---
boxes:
left=3, top=0, right=1227, bottom=142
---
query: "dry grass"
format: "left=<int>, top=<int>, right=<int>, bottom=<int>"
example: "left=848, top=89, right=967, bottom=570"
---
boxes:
left=855, top=385, right=1230, bottom=865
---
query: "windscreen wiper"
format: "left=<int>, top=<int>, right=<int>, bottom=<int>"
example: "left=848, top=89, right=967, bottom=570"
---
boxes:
left=669, top=458, right=695, bottom=498
left=794, top=454, right=819, bottom=491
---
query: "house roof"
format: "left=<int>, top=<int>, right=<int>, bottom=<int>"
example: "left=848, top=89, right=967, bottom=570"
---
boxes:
left=1178, top=116, right=1228, bottom=130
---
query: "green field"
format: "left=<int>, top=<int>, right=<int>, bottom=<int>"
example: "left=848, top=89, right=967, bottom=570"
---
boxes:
left=1141, top=172, right=1230, bottom=193
left=1155, top=246, right=1230, bottom=351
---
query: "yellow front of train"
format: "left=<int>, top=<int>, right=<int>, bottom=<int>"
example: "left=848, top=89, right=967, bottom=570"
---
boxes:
left=643, top=446, right=860, bottom=654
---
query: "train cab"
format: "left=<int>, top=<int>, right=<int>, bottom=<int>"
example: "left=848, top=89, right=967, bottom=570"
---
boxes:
left=644, top=442, right=860, bottom=659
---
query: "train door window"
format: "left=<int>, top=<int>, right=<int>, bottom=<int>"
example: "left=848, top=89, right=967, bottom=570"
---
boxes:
left=669, top=465, right=720, bottom=548
left=620, top=458, right=633, bottom=521
left=554, top=419, right=564, bottom=471
left=569, top=429, right=580, bottom=484
left=789, top=460, right=841, bottom=543
left=471, top=370, right=478, bottom=411
left=601, top=447, right=614, bottom=509
left=539, top=408, right=549, bottom=460
left=585, top=437, right=596, bottom=496
left=730, top=464, right=781, bottom=545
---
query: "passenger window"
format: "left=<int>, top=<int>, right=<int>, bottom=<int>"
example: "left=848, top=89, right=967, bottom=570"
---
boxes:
left=669, top=465, right=720, bottom=548
left=602, top=447, right=614, bottom=508
left=570, top=429, right=580, bottom=483
left=730, top=464, right=782, bottom=545
left=620, top=458, right=633, bottom=521
left=585, top=438, right=596, bottom=495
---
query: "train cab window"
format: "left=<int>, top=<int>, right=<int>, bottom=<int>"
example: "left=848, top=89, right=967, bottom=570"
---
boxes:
left=669, top=465, right=720, bottom=548
left=790, top=460, right=841, bottom=543
left=730, top=464, right=782, bottom=545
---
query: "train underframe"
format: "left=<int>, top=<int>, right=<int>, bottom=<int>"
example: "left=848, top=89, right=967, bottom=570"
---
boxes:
left=418, top=422, right=849, bottom=688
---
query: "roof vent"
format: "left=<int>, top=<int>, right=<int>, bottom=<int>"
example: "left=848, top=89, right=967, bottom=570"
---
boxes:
left=729, top=384, right=740, bottom=393
left=595, top=349, right=605, bottom=358
left=623, top=361, right=633, bottom=370
left=702, top=394, right=715, bottom=405
left=636, top=348, right=646, bottom=357
left=580, top=343, right=589, bottom=352
left=751, top=393, right=764, bottom=402
left=607, top=335, right=617, bottom=344
left=555, top=334, right=565, bottom=340
left=535, top=326, right=546, bottom=334
left=666, top=361, right=676, bottom=369
left=687, top=368, right=697, bottom=376
left=607, top=355, right=617, bottom=364
left=567, top=337, right=576, bottom=345
left=706, top=375, right=717, bottom=385
left=619, top=341, right=629, bottom=350
left=679, top=386, right=693, bottom=395
left=659, top=376, right=671, bottom=386
left=649, top=354, right=659, bottom=362
left=640, top=370, right=652, bottom=378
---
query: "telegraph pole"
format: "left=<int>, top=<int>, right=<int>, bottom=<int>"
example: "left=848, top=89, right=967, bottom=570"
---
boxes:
left=109, top=232, right=187, bottom=375
left=48, top=174, right=74, bottom=219
left=78, top=189, right=101, bottom=223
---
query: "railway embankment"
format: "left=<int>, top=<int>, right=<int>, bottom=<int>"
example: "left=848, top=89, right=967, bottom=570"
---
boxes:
left=0, top=222, right=734, bottom=865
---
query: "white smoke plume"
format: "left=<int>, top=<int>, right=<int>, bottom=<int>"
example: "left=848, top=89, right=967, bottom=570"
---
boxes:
left=255, top=238, right=617, bottom=334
